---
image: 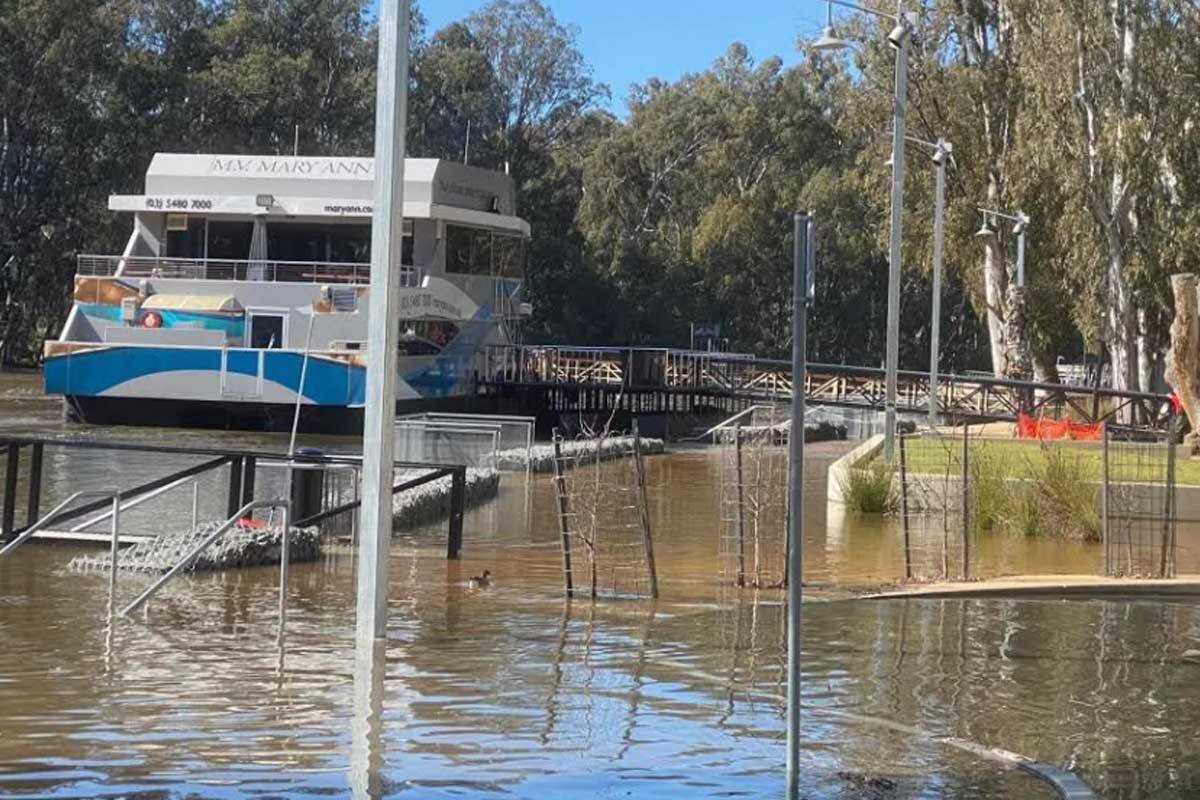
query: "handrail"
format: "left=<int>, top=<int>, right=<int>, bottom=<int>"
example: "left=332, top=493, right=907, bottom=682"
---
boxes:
left=119, top=498, right=291, bottom=619
left=492, top=344, right=1170, bottom=404
left=0, top=489, right=121, bottom=561
left=76, top=253, right=424, bottom=288
left=688, top=404, right=775, bottom=443
left=71, top=474, right=198, bottom=532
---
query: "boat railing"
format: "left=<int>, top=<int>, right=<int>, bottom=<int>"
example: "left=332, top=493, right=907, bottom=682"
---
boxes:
left=76, top=254, right=424, bottom=287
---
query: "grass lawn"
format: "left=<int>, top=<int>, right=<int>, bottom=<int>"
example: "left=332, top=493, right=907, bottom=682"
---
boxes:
left=879, top=437, right=1198, bottom=486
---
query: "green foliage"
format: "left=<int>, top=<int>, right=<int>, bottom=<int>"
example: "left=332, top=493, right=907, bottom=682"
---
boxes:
left=964, top=441, right=1100, bottom=542
left=840, top=462, right=897, bottom=515
left=968, top=446, right=1009, bottom=534
left=4, top=0, right=1198, bottom=381
left=1027, top=446, right=1102, bottom=543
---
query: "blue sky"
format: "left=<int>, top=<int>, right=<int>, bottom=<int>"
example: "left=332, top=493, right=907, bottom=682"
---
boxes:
left=421, top=1, right=829, bottom=113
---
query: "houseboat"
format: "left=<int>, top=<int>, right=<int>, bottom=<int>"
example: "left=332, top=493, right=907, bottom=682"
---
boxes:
left=44, top=153, right=530, bottom=433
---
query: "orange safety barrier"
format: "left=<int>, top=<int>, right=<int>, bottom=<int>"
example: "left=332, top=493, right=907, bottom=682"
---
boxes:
left=1016, top=413, right=1103, bottom=441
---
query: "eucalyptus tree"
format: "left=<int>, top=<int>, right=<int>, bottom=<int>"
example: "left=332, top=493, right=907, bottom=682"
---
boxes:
left=463, top=0, right=608, bottom=188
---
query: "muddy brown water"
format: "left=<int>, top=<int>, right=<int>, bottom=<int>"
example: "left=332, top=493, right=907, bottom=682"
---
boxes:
left=0, top=373, right=1197, bottom=798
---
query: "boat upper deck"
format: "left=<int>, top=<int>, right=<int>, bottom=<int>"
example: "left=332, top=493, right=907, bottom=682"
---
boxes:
left=76, top=254, right=420, bottom=287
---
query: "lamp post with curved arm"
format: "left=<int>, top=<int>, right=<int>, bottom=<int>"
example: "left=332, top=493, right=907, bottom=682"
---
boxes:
left=813, top=0, right=916, bottom=462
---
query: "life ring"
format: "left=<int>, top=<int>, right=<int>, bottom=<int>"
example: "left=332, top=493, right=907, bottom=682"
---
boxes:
left=141, top=310, right=163, bottom=329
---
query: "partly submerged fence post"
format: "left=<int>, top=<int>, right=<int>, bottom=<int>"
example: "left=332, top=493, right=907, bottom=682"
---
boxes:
left=734, top=424, right=747, bottom=588
left=961, top=422, right=970, bottom=580
left=26, top=443, right=42, bottom=529
left=1102, top=423, right=1111, bottom=576
left=2, top=444, right=19, bottom=541
left=447, top=468, right=465, bottom=560
left=227, top=457, right=244, bottom=519
left=631, top=420, right=659, bottom=599
left=899, top=432, right=912, bottom=581
left=1161, top=414, right=1177, bottom=578
left=551, top=429, right=574, bottom=598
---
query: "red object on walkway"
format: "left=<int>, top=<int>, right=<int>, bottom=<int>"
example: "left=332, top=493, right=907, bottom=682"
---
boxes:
left=1016, top=412, right=1102, bottom=441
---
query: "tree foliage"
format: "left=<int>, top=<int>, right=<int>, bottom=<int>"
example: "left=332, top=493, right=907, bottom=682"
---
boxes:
left=2, top=0, right=1198, bottom=388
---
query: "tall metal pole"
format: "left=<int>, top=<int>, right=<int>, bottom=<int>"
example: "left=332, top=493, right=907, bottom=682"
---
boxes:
left=786, top=211, right=810, bottom=800
left=355, top=0, right=411, bottom=643
left=883, top=26, right=909, bottom=462
left=1015, top=228, right=1026, bottom=288
left=928, top=146, right=946, bottom=428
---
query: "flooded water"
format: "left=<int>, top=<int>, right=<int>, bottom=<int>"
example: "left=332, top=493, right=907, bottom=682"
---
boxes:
left=0, top=372, right=1198, bottom=798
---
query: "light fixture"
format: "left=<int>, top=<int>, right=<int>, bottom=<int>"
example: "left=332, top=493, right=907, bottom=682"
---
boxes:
left=1012, top=213, right=1028, bottom=235
left=975, top=216, right=996, bottom=238
left=813, top=25, right=851, bottom=51
left=255, top=194, right=275, bottom=209
left=887, top=21, right=911, bottom=50
left=931, top=139, right=952, bottom=166
left=813, top=1, right=851, bottom=51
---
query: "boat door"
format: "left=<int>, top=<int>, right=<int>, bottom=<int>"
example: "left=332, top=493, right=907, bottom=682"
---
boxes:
left=247, top=308, right=288, bottom=350
left=219, top=307, right=287, bottom=400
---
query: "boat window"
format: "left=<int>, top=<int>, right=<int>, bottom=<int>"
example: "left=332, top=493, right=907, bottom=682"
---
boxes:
left=261, top=221, right=408, bottom=265
left=166, top=217, right=206, bottom=259
left=269, top=226, right=327, bottom=263
left=207, top=221, right=253, bottom=260
left=398, top=320, right=458, bottom=356
left=445, top=226, right=525, bottom=277
left=493, top=235, right=526, bottom=278
left=249, top=313, right=285, bottom=349
left=445, top=225, right=492, bottom=275
left=329, top=224, right=372, bottom=264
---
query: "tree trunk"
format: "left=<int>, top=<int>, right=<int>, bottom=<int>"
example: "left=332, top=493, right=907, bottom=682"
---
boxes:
left=1165, top=273, right=1200, bottom=448
left=1106, top=244, right=1137, bottom=401
left=983, top=242, right=1008, bottom=376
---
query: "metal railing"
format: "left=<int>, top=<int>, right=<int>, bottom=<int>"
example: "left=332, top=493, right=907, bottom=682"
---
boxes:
left=76, top=254, right=424, bottom=287
left=120, top=498, right=291, bottom=619
left=70, top=475, right=201, bottom=534
left=481, top=344, right=1175, bottom=433
left=0, top=490, right=122, bottom=588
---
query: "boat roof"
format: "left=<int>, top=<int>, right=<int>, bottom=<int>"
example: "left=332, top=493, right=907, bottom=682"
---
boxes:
left=108, top=154, right=529, bottom=236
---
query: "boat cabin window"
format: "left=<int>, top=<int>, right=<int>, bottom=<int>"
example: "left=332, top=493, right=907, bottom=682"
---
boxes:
left=208, top=221, right=253, bottom=260
left=165, top=217, right=207, bottom=259
left=269, top=222, right=391, bottom=264
left=399, top=321, right=458, bottom=355
left=445, top=225, right=526, bottom=277
left=249, top=312, right=285, bottom=349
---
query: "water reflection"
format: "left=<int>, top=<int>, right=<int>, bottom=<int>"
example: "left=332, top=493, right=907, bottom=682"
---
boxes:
left=0, top=373, right=1197, bottom=797
left=351, top=637, right=387, bottom=799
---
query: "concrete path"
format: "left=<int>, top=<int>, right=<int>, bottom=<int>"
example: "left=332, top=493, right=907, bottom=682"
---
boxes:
left=860, top=574, right=1200, bottom=600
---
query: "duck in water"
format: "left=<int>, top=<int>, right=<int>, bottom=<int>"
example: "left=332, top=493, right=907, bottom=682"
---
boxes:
left=468, top=569, right=491, bottom=589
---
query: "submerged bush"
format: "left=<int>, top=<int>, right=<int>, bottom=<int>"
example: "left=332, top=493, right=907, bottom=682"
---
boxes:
left=841, top=462, right=897, bottom=514
left=1027, top=445, right=1101, bottom=542
left=969, top=446, right=1009, bottom=533
left=967, top=442, right=1100, bottom=542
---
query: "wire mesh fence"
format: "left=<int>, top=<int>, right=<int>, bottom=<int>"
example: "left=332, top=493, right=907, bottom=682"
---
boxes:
left=551, top=428, right=658, bottom=600
left=1104, top=422, right=1178, bottom=578
left=894, top=430, right=971, bottom=582
left=892, top=421, right=1178, bottom=582
left=717, top=408, right=789, bottom=589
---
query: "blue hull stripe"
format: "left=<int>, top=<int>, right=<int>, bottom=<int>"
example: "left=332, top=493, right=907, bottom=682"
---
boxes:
left=45, top=346, right=368, bottom=406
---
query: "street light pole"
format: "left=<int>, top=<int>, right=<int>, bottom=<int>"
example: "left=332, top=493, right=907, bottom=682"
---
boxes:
left=786, top=210, right=813, bottom=800
left=814, top=0, right=911, bottom=462
left=883, top=28, right=908, bottom=461
left=356, top=0, right=411, bottom=643
left=928, top=139, right=949, bottom=427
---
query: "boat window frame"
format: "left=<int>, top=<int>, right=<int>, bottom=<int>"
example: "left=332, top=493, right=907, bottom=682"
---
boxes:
left=245, top=306, right=290, bottom=350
